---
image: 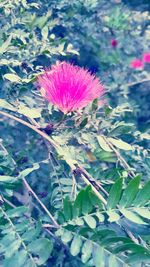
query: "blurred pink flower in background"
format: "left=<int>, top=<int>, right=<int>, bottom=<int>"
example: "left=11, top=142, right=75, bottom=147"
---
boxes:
left=37, top=62, right=104, bottom=114
left=111, top=39, right=118, bottom=48
left=130, top=58, right=143, bottom=69
left=143, top=53, right=150, bottom=63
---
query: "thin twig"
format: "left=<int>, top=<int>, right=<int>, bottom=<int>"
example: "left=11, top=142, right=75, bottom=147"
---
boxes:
left=80, top=166, right=109, bottom=197
left=2, top=196, right=16, bottom=208
left=126, top=78, right=150, bottom=87
left=22, top=177, right=60, bottom=228
left=42, top=223, right=57, bottom=229
left=102, top=135, right=135, bottom=178
left=0, top=110, right=60, bottom=150
left=28, top=117, right=40, bottom=128
left=121, top=225, right=139, bottom=244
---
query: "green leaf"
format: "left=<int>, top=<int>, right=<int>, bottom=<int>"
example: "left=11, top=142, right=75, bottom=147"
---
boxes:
left=5, top=240, right=21, bottom=258
left=96, top=212, right=105, bottom=222
left=4, top=250, right=27, bottom=267
left=74, top=218, right=84, bottom=226
left=108, top=137, right=132, bottom=150
left=96, top=151, right=116, bottom=163
left=28, top=238, right=53, bottom=265
left=66, top=43, right=79, bottom=55
left=23, top=259, right=36, bottom=267
left=100, top=236, right=133, bottom=246
left=92, top=229, right=116, bottom=242
left=108, top=255, right=119, bottom=267
left=6, top=206, right=28, bottom=218
left=107, top=177, right=123, bottom=209
left=81, top=240, right=92, bottom=263
left=63, top=197, right=72, bottom=221
left=134, top=208, right=150, bottom=219
left=61, top=230, right=73, bottom=244
left=41, top=26, right=48, bottom=39
left=82, top=186, right=93, bottom=214
left=19, top=163, right=39, bottom=177
left=109, top=123, right=134, bottom=136
left=73, top=190, right=84, bottom=217
left=89, top=192, right=102, bottom=209
left=18, top=105, right=41, bottom=118
left=128, top=253, right=150, bottom=264
left=0, top=232, right=16, bottom=249
left=119, top=175, right=141, bottom=207
left=97, top=136, right=112, bottom=152
left=107, top=211, right=120, bottom=222
left=4, top=73, right=21, bottom=83
left=120, top=208, right=147, bottom=225
left=84, top=215, right=97, bottom=229
left=79, top=117, right=88, bottom=129
left=114, top=243, right=148, bottom=254
left=0, top=175, right=16, bottom=183
left=59, top=178, right=72, bottom=185
left=70, top=236, right=82, bottom=256
left=32, top=11, right=51, bottom=29
left=140, top=133, right=150, bottom=140
left=22, top=222, right=42, bottom=242
left=0, top=35, right=12, bottom=54
left=92, top=245, right=104, bottom=267
left=133, top=181, right=150, bottom=206
left=0, top=99, right=16, bottom=111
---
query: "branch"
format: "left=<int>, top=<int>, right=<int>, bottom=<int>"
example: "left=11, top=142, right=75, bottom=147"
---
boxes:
left=80, top=174, right=107, bottom=205
left=0, top=110, right=107, bottom=205
left=0, top=111, right=139, bottom=244
left=1, top=196, right=16, bottom=208
left=126, top=78, right=150, bottom=87
left=22, top=177, right=60, bottom=228
left=0, top=110, right=60, bottom=150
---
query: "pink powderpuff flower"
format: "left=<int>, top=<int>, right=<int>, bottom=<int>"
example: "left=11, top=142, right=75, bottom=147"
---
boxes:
left=37, top=61, right=104, bottom=114
left=130, top=58, right=143, bottom=69
left=111, top=39, right=118, bottom=48
left=143, top=53, right=150, bottom=63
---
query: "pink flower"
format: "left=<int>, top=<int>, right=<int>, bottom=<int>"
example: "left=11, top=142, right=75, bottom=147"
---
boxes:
left=143, top=53, right=150, bottom=63
left=37, top=61, right=104, bottom=114
left=130, top=58, right=143, bottom=69
left=111, top=39, right=118, bottom=48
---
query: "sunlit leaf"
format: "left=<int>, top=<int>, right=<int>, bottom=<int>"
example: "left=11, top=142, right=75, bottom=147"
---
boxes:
left=70, top=236, right=82, bottom=256
left=108, top=137, right=132, bottom=151
left=120, top=208, right=147, bottom=225
left=93, top=245, right=105, bottom=267
left=84, top=215, right=97, bottom=229
left=0, top=99, right=16, bottom=111
left=81, top=240, right=92, bottom=263
left=3, top=73, right=21, bottom=83
left=97, top=136, right=112, bottom=152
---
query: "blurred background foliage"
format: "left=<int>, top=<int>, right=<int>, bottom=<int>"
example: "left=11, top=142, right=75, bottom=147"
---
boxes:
left=0, top=0, right=150, bottom=266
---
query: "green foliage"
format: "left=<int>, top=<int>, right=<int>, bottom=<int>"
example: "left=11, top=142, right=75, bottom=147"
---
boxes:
left=0, top=206, right=53, bottom=266
left=0, top=0, right=150, bottom=266
left=56, top=185, right=150, bottom=266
